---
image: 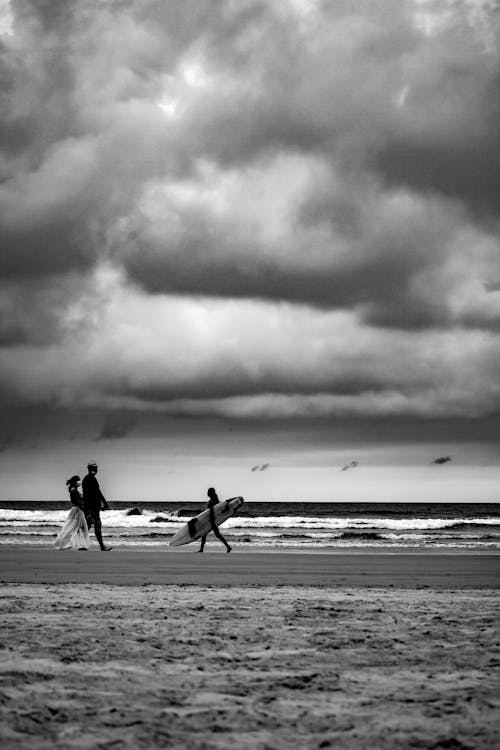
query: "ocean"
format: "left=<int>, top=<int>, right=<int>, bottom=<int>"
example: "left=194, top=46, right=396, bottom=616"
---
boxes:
left=0, top=500, right=499, bottom=550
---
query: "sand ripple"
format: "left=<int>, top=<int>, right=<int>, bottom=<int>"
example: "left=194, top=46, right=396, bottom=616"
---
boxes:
left=0, top=586, right=499, bottom=749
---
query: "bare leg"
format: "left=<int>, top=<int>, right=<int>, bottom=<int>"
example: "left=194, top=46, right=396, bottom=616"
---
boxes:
left=94, top=516, right=112, bottom=551
left=198, top=535, right=207, bottom=552
left=213, top=527, right=231, bottom=552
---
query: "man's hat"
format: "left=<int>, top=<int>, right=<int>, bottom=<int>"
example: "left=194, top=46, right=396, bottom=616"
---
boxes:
left=87, top=460, right=98, bottom=468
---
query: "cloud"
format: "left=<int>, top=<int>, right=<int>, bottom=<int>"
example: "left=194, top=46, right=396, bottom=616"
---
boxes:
left=0, top=1, right=499, bottom=423
left=375, top=1, right=500, bottom=216
left=0, top=2, right=498, bottom=319
left=0, top=437, right=11, bottom=453
left=116, top=156, right=500, bottom=329
left=0, top=0, right=182, bottom=282
left=96, top=413, right=137, bottom=441
left=0, top=274, right=86, bottom=345
left=0, top=270, right=498, bottom=419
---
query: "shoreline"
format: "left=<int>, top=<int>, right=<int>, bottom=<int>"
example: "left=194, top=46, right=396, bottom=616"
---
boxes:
left=1, top=547, right=499, bottom=587
left=2, top=543, right=500, bottom=553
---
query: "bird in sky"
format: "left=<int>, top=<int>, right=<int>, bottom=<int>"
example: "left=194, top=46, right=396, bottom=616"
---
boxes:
left=341, top=460, right=358, bottom=472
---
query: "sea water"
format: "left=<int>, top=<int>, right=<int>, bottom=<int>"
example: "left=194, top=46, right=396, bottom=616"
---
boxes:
left=0, top=501, right=499, bottom=549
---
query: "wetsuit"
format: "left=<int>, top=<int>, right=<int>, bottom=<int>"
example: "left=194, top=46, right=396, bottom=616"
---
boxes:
left=199, top=494, right=231, bottom=552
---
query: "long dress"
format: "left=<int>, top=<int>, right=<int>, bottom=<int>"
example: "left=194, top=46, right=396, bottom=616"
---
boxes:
left=54, top=488, right=90, bottom=550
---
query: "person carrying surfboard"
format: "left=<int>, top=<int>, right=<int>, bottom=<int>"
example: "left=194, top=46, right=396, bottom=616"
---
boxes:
left=198, top=488, right=232, bottom=553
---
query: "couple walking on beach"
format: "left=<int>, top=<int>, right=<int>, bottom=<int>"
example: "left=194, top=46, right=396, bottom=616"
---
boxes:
left=54, top=461, right=112, bottom=551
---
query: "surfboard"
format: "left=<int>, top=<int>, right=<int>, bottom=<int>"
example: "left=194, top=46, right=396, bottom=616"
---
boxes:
left=169, top=496, right=244, bottom=547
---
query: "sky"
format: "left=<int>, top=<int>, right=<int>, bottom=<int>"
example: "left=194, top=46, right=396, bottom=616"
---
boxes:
left=0, top=0, right=499, bottom=502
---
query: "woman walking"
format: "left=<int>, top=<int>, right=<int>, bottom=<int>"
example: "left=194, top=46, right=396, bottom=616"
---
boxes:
left=54, top=475, right=90, bottom=550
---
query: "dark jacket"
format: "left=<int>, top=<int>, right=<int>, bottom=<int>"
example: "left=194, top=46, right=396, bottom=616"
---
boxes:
left=82, top=473, right=109, bottom=512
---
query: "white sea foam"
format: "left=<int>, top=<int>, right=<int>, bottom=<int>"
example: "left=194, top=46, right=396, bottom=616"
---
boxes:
left=1, top=509, right=499, bottom=531
left=220, top=516, right=500, bottom=530
left=1, top=506, right=499, bottom=550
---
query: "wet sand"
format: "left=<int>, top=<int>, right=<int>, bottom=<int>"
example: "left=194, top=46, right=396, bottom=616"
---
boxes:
left=1, top=550, right=499, bottom=748
left=1, top=547, right=499, bottom=587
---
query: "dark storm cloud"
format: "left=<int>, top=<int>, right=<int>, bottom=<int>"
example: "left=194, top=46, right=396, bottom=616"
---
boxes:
left=112, top=0, right=499, bottom=329
left=96, top=413, right=136, bottom=441
left=1, top=0, right=498, bottom=323
left=0, top=0, right=499, bottom=421
left=0, top=264, right=498, bottom=419
left=0, top=0, right=186, bottom=281
left=376, top=135, right=500, bottom=220
left=119, top=164, right=499, bottom=329
left=0, top=275, right=85, bottom=345
left=0, top=437, right=11, bottom=452
left=0, top=2, right=93, bottom=278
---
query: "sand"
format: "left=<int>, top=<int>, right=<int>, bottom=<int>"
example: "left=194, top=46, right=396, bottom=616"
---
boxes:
left=1, top=550, right=499, bottom=749
left=1, top=547, right=499, bottom=587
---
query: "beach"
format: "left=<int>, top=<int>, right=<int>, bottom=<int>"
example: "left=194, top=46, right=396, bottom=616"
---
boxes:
left=1, top=550, right=499, bottom=749
left=2, top=0, right=500, bottom=747
left=0, top=547, right=500, bottom=587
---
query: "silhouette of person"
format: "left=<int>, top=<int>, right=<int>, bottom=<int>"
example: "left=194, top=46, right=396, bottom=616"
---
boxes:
left=82, top=461, right=112, bottom=551
left=68, top=475, right=84, bottom=510
left=198, top=487, right=232, bottom=553
left=54, top=475, right=90, bottom=550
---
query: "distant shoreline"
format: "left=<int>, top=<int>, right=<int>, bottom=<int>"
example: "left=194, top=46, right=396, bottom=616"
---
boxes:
left=1, top=499, right=499, bottom=504
left=1, top=500, right=499, bottom=511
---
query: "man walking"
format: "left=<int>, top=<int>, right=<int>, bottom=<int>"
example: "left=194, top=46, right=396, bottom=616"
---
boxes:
left=82, top=461, right=112, bottom=551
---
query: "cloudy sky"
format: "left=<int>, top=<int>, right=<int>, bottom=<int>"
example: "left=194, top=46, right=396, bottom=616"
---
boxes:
left=0, top=0, right=499, bottom=502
